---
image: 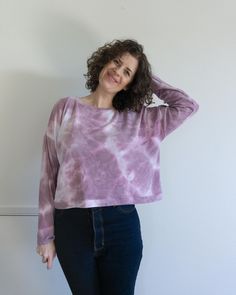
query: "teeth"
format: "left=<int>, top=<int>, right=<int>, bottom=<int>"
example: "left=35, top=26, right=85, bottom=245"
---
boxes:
left=109, top=73, right=117, bottom=83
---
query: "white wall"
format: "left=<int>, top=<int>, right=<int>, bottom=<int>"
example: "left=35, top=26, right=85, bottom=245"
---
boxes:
left=1, top=0, right=235, bottom=294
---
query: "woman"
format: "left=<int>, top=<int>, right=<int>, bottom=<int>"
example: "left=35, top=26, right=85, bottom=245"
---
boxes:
left=36, top=39, right=199, bottom=295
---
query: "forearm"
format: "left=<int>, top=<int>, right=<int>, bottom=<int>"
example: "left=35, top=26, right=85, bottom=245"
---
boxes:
left=151, top=74, right=199, bottom=114
left=37, top=135, right=59, bottom=246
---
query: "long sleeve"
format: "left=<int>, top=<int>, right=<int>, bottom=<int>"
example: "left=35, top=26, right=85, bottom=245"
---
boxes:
left=144, top=74, right=199, bottom=141
left=36, top=98, right=67, bottom=246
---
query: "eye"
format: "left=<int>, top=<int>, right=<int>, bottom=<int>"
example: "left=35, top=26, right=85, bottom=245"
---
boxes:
left=125, top=70, right=130, bottom=77
left=113, top=59, right=119, bottom=64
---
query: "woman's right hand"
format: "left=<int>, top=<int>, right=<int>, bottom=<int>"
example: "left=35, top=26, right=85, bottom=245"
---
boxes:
left=36, top=240, right=57, bottom=269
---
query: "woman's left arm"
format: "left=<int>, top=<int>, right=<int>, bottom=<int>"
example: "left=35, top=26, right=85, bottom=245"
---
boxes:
left=145, top=74, right=199, bottom=141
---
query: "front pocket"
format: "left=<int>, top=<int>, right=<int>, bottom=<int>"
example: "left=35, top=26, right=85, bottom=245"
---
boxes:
left=116, top=204, right=136, bottom=214
left=54, top=209, right=65, bottom=219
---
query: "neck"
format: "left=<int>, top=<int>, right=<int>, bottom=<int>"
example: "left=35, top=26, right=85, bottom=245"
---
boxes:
left=88, top=87, right=115, bottom=108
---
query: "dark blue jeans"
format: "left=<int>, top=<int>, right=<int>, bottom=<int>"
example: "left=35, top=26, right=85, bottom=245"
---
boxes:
left=54, top=205, right=143, bottom=295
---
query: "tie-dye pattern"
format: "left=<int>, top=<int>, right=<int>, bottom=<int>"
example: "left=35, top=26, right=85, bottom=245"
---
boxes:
left=37, top=75, right=199, bottom=245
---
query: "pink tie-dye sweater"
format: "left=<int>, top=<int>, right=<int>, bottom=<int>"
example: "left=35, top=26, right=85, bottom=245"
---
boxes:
left=37, top=74, right=199, bottom=246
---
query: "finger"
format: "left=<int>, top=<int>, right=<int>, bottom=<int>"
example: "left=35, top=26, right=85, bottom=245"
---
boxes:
left=47, top=255, right=53, bottom=269
left=42, top=256, right=48, bottom=263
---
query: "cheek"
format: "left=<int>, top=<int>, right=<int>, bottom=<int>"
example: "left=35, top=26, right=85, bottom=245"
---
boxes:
left=98, top=68, right=107, bottom=81
left=124, top=77, right=132, bottom=86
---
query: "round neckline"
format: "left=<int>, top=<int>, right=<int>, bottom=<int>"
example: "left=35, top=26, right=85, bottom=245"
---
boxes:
left=77, top=97, right=116, bottom=111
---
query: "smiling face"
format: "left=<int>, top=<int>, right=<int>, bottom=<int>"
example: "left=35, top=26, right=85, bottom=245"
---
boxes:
left=98, top=52, right=139, bottom=94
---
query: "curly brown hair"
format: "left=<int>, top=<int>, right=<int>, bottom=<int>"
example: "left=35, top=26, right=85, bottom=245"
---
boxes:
left=84, top=39, right=154, bottom=112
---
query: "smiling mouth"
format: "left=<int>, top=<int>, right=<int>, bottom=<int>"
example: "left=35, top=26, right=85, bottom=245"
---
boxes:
left=107, top=72, right=119, bottom=84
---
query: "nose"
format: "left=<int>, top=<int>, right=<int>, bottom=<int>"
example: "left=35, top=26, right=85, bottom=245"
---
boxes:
left=113, top=66, right=122, bottom=77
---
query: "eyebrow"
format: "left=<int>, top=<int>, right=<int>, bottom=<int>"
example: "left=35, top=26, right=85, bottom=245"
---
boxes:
left=117, top=57, right=133, bottom=74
